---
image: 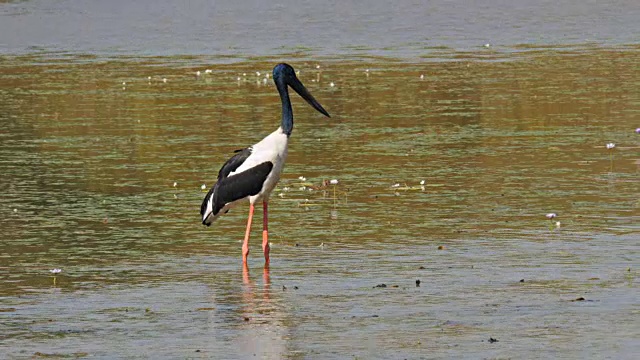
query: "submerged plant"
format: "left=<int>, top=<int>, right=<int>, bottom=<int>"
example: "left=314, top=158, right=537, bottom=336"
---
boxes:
left=606, top=143, right=616, bottom=172
left=49, top=268, right=62, bottom=286
left=330, top=179, right=339, bottom=207
left=546, top=213, right=558, bottom=230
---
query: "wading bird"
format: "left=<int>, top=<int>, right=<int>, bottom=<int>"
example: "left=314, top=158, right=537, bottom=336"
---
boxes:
left=200, top=63, right=330, bottom=266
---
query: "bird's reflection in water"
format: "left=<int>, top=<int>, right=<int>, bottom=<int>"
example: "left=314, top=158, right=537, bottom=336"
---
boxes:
left=236, top=264, right=287, bottom=358
left=242, top=264, right=271, bottom=299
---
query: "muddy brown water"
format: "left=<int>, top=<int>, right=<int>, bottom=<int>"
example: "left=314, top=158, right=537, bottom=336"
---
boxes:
left=1, top=1, right=640, bottom=359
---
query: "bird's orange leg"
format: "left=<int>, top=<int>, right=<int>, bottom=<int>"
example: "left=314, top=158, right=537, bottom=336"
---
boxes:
left=242, top=204, right=255, bottom=264
left=262, top=201, right=270, bottom=266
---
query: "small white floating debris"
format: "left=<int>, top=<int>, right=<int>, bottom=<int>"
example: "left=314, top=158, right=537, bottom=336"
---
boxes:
left=329, top=82, right=335, bottom=87
left=298, top=176, right=306, bottom=181
left=283, top=187, right=290, bottom=192
left=237, top=77, right=241, bottom=81
left=49, top=269, right=62, bottom=274
left=173, top=182, right=178, bottom=187
left=263, top=78, right=268, bottom=84
left=606, top=143, right=616, bottom=149
left=242, top=73, right=247, bottom=77
left=546, top=213, right=557, bottom=219
left=365, top=69, right=370, bottom=73
left=555, top=221, right=561, bottom=228
left=278, top=193, right=285, bottom=198
left=296, top=70, right=300, bottom=76
left=256, top=71, right=261, bottom=76
left=13, top=208, right=17, bottom=213
left=420, top=74, right=424, bottom=80
left=319, top=242, right=326, bottom=248
left=391, top=183, right=400, bottom=188
left=316, top=64, right=321, bottom=69
left=147, top=76, right=152, bottom=81
left=205, top=69, right=212, bottom=74
left=265, top=74, right=270, bottom=79
left=162, top=78, right=167, bottom=83
left=122, top=81, right=126, bottom=86
left=330, top=179, right=339, bottom=185
left=299, top=186, right=306, bottom=191
left=420, top=180, right=425, bottom=185
left=201, top=184, right=207, bottom=190
left=484, top=43, right=491, bottom=48
left=196, top=71, right=201, bottom=76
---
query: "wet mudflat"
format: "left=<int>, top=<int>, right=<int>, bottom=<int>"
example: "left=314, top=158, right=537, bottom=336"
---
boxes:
left=1, top=1, right=640, bottom=359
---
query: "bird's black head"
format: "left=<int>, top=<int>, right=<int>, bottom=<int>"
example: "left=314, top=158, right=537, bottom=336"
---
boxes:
left=272, top=63, right=330, bottom=118
left=273, top=63, right=296, bottom=82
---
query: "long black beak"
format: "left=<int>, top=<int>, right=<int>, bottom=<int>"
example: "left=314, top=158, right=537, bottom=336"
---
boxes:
left=289, top=76, right=331, bottom=118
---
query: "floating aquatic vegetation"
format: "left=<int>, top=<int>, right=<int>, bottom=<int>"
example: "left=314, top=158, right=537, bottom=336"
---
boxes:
left=273, top=176, right=349, bottom=213
left=389, top=182, right=427, bottom=191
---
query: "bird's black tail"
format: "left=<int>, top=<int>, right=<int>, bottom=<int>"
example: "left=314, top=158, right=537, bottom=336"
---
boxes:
left=201, top=186, right=216, bottom=226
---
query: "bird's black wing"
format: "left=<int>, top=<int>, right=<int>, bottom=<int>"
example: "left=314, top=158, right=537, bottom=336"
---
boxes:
left=217, top=147, right=252, bottom=180
left=201, top=161, right=274, bottom=223
left=214, top=161, right=274, bottom=204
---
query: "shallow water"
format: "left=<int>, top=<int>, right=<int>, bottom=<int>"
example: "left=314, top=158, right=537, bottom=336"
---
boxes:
left=1, top=1, right=640, bottom=359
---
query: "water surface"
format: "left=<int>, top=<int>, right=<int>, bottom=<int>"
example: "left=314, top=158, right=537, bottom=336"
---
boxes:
left=1, top=1, right=639, bottom=359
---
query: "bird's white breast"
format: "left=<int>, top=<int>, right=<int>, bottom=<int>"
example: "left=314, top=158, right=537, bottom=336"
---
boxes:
left=231, top=127, right=289, bottom=202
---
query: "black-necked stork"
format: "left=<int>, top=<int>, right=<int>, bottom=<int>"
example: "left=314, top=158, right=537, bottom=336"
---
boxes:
left=200, top=63, right=330, bottom=266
